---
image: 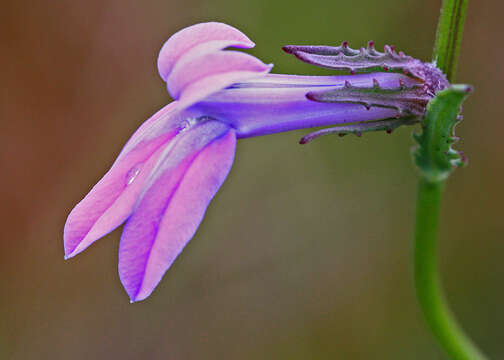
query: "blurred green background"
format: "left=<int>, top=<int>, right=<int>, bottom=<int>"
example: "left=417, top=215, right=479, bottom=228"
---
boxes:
left=2, top=0, right=502, bottom=359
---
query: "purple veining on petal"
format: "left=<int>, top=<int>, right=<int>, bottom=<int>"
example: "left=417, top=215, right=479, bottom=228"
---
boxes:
left=119, top=120, right=235, bottom=302
left=158, top=22, right=255, bottom=82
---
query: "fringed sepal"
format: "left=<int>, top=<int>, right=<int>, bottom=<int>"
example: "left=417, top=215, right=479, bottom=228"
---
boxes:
left=306, top=78, right=431, bottom=117
left=283, top=41, right=422, bottom=77
left=299, top=117, right=418, bottom=144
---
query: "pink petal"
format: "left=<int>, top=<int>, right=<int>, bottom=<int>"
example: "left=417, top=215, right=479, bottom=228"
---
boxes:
left=163, top=40, right=260, bottom=100
left=118, top=121, right=236, bottom=302
left=64, top=103, right=180, bottom=259
left=168, top=50, right=272, bottom=110
left=116, top=102, right=179, bottom=161
left=157, top=22, right=254, bottom=82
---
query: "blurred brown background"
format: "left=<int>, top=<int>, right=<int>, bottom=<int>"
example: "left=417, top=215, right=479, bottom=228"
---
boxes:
left=1, top=0, right=502, bottom=359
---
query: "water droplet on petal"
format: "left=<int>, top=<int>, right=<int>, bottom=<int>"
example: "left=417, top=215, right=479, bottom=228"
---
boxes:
left=178, top=119, right=192, bottom=133
left=126, top=165, right=141, bottom=185
left=177, top=116, right=215, bottom=133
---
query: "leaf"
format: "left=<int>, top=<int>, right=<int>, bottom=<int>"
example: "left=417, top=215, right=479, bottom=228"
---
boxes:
left=413, top=85, right=472, bottom=182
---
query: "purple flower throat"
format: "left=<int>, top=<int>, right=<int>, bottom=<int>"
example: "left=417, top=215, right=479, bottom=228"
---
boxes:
left=64, top=22, right=448, bottom=302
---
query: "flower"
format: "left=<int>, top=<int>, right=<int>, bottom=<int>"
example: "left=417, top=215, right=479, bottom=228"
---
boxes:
left=64, top=22, right=448, bottom=302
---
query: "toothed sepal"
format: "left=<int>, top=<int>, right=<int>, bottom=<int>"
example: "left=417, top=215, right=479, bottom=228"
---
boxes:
left=283, top=42, right=449, bottom=94
left=413, top=85, right=472, bottom=182
left=283, top=41, right=422, bottom=75
left=300, top=117, right=418, bottom=144
left=306, top=79, right=431, bottom=117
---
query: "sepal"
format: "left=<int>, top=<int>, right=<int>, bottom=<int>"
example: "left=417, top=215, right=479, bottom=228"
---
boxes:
left=299, top=117, right=417, bottom=144
left=283, top=41, right=423, bottom=77
left=306, top=78, right=431, bottom=117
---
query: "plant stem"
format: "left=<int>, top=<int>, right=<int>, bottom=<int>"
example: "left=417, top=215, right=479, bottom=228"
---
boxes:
left=413, top=1, right=489, bottom=359
left=433, top=0, right=469, bottom=82
left=414, top=178, right=487, bottom=360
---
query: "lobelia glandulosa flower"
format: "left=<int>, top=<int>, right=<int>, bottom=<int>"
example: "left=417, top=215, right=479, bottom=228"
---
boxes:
left=64, top=22, right=449, bottom=302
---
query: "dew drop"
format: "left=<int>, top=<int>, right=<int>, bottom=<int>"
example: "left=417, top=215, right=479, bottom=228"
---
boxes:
left=178, top=119, right=192, bottom=133
left=177, top=116, right=214, bottom=133
left=126, top=165, right=141, bottom=185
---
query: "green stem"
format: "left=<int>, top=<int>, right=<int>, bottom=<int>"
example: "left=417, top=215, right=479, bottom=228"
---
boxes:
left=433, top=0, right=469, bottom=82
left=413, top=1, right=488, bottom=359
left=415, top=178, right=487, bottom=360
